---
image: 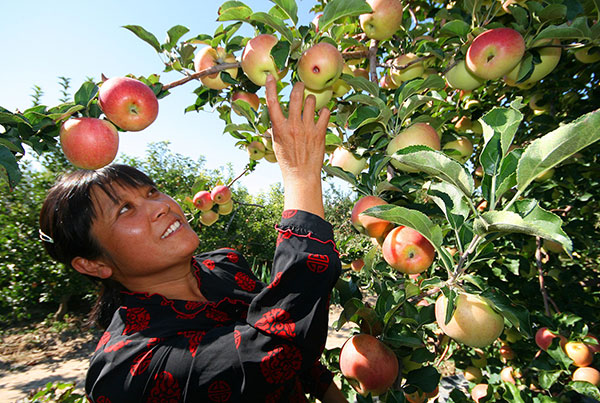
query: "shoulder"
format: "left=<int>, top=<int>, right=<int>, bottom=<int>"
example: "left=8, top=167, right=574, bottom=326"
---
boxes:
left=194, top=248, right=249, bottom=271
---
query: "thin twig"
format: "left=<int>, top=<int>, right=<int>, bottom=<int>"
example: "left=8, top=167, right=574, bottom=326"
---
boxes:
left=448, top=235, right=482, bottom=285
left=536, top=237, right=551, bottom=316
left=163, top=62, right=240, bottom=91
left=227, top=166, right=251, bottom=188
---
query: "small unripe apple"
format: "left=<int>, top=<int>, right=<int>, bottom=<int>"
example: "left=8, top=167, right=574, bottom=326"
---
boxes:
left=572, top=367, right=600, bottom=386
left=231, top=91, right=260, bottom=115
left=565, top=341, right=594, bottom=367
left=443, top=137, right=473, bottom=163
left=210, top=185, right=232, bottom=205
left=382, top=226, right=436, bottom=274
left=303, top=86, right=333, bottom=110
left=264, top=151, right=277, bottom=163
left=574, top=46, right=600, bottom=64
left=60, top=118, right=119, bottom=170
left=386, top=123, right=440, bottom=172
left=193, top=190, right=214, bottom=211
left=98, top=77, right=159, bottom=132
left=339, top=334, right=399, bottom=396
left=529, top=93, right=550, bottom=115
left=297, top=42, right=344, bottom=91
left=445, top=60, right=485, bottom=91
left=241, top=34, right=287, bottom=86
left=454, top=116, right=473, bottom=132
left=247, top=141, right=266, bottom=160
left=194, top=46, right=238, bottom=90
left=466, top=28, right=525, bottom=80
left=332, top=64, right=353, bottom=97
left=435, top=293, right=504, bottom=348
left=199, top=210, right=219, bottom=226
left=390, top=53, right=424, bottom=85
left=404, top=390, right=426, bottom=403
left=464, top=366, right=483, bottom=383
left=359, top=0, right=403, bottom=41
left=351, top=196, right=394, bottom=239
left=330, top=147, right=367, bottom=176
left=218, top=199, right=234, bottom=215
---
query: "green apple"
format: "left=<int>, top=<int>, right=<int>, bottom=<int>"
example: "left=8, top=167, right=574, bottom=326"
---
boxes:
left=218, top=200, right=234, bottom=215
left=332, top=64, right=354, bottom=97
left=390, top=53, right=424, bottom=85
left=359, top=0, right=404, bottom=41
left=386, top=123, right=440, bottom=172
left=297, top=42, right=344, bottom=90
left=194, top=46, right=238, bottom=90
left=304, top=87, right=333, bottom=110
left=247, top=140, right=266, bottom=160
left=574, top=46, right=600, bottom=63
left=445, top=60, right=485, bottom=91
left=504, top=39, right=561, bottom=86
left=466, top=28, right=525, bottom=80
left=264, top=151, right=277, bottom=163
left=199, top=210, right=219, bottom=226
left=241, top=34, right=287, bottom=86
left=529, top=93, right=550, bottom=115
left=443, top=137, right=474, bottom=163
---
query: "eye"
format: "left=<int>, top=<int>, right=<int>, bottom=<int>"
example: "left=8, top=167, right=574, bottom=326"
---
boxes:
left=118, top=203, right=131, bottom=215
left=148, top=187, right=159, bottom=197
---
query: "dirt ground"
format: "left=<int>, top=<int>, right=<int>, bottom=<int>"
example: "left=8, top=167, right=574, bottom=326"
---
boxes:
left=0, top=306, right=356, bottom=402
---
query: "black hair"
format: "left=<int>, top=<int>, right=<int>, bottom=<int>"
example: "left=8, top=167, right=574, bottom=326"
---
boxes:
left=39, top=164, right=156, bottom=329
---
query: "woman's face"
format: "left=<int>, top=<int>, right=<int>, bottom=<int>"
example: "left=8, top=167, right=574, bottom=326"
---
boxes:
left=89, top=182, right=200, bottom=282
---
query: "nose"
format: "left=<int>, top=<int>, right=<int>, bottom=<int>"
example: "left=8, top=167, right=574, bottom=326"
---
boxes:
left=150, top=198, right=170, bottom=221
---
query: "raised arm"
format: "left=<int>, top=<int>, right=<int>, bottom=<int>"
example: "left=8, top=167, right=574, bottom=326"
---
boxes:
left=265, top=75, right=330, bottom=218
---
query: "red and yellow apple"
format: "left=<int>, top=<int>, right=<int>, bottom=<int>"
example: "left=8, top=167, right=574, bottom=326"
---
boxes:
left=435, top=293, right=504, bottom=348
left=499, top=344, right=515, bottom=360
left=443, top=136, right=473, bottom=163
left=194, top=46, right=238, bottom=90
left=98, top=77, right=159, bottom=132
left=210, top=185, right=232, bottom=205
left=390, top=53, right=424, bottom=85
left=572, top=367, right=600, bottom=386
left=241, top=34, right=287, bottom=86
left=565, top=341, right=594, bottom=367
left=231, top=91, right=260, bottom=114
left=351, top=196, right=394, bottom=239
left=471, top=384, right=489, bottom=403
left=297, top=42, right=344, bottom=90
left=193, top=190, right=214, bottom=211
left=359, top=0, right=403, bottom=41
left=199, top=210, right=219, bottom=226
left=382, top=226, right=436, bottom=274
left=500, top=367, right=516, bottom=384
left=60, top=118, right=119, bottom=170
left=330, top=147, right=367, bottom=176
left=339, top=334, right=399, bottom=396
left=351, top=258, right=365, bottom=272
left=464, top=366, right=483, bottom=383
left=386, top=122, right=441, bottom=172
left=466, top=28, right=525, bottom=80
left=445, top=60, right=485, bottom=91
left=535, top=327, right=567, bottom=351
left=380, top=73, right=399, bottom=90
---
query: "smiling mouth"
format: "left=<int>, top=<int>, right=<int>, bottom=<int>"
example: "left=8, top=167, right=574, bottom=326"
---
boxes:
left=161, top=220, right=182, bottom=239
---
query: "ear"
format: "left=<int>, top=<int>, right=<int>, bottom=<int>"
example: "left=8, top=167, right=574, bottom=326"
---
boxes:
left=71, top=257, right=113, bottom=279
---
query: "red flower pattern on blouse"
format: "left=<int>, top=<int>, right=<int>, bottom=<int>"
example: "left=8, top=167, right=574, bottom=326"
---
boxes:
left=147, top=371, right=181, bottom=403
left=233, top=329, right=241, bottom=349
left=123, top=307, right=151, bottom=335
left=96, top=396, right=111, bottom=403
left=203, top=259, right=216, bottom=270
left=208, top=380, right=232, bottom=402
left=226, top=252, right=239, bottom=263
left=95, top=331, right=111, bottom=351
left=267, top=272, right=283, bottom=289
left=185, top=300, right=204, bottom=310
left=178, top=330, right=206, bottom=357
left=282, top=210, right=297, bottom=218
left=306, top=254, right=329, bottom=273
left=130, top=350, right=153, bottom=376
left=255, top=308, right=297, bottom=339
left=234, top=271, right=256, bottom=292
left=260, top=344, right=302, bottom=384
left=205, top=307, right=230, bottom=322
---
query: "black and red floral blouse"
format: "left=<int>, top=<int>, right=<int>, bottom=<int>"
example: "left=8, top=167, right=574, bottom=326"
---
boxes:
left=85, top=210, right=342, bottom=402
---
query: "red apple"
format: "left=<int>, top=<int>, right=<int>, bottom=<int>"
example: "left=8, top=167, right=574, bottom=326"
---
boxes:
left=359, top=0, right=404, bottom=41
left=386, top=123, right=441, bottom=172
left=471, top=384, right=489, bottom=403
left=535, top=327, right=566, bottom=351
left=60, top=118, right=119, bottom=170
left=499, top=345, right=515, bottom=360
left=565, top=341, right=594, bottom=367
left=199, top=210, right=219, bottom=226
left=193, top=190, right=213, bottom=211
left=330, top=147, right=367, bottom=176
left=585, top=335, right=600, bottom=353
left=573, top=367, right=600, bottom=386
left=445, top=60, right=485, bottom=91
left=98, top=77, right=159, bottom=132
left=382, top=226, right=436, bottom=274
left=297, top=42, right=344, bottom=90
left=351, top=196, right=394, bottom=239
left=404, top=390, right=426, bottom=403
left=390, top=53, right=424, bottom=85
left=351, top=258, right=365, bottom=272
left=466, top=28, right=525, bottom=80
left=339, top=334, right=399, bottom=396
left=241, top=34, right=287, bottom=86
left=231, top=91, right=260, bottom=115
left=194, top=46, right=238, bottom=90
left=435, top=293, right=504, bottom=348
left=210, top=185, right=232, bottom=205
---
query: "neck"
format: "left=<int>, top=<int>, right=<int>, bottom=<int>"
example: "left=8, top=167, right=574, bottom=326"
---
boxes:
left=121, top=265, right=207, bottom=302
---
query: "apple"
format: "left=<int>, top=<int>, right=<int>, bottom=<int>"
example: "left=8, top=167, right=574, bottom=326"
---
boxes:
left=404, top=390, right=426, bottom=403
left=401, top=355, right=423, bottom=374
left=199, top=210, right=219, bottom=226
left=445, top=60, right=485, bottom=90
left=357, top=307, right=384, bottom=336
left=303, top=86, right=333, bottom=110
left=351, top=258, right=365, bottom=272
left=529, top=93, right=550, bottom=115
left=499, top=345, right=515, bottom=360
left=60, top=118, right=119, bottom=170
left=386, top=122, right=441, bottom=172
left=241, top=34, right=287, bottom=86
left=535, top=327, right=567, bottom=351
left=572, top=367, right=600, bottom=386
left=297, top=42, right=344, bottom=90
left=471, top=352, right=488, bottom=368
left=534, top=168, right=555, bottom=182
left=264, top=151, right=277, bottom=163
left=351, top=67, right=370, bottom=80
left=332, top=64, right=354, bottom=97
left=351, top=196, right=394, bottom=239
left=471, top=119, right=483, bottom=136
left=194, top=46, right=238, bottom=91
left=503, top=327, right=522, bottom=343
left=585, top=335, right=600, bottom=353
left=380, top=73, right=399, bottom=90
left=464, top=366, right=483, bottom=383
left=247, top=140, right=266, bottom=160
left=454, top=116, right=473, bottom=132
left=231, top=91, right=260, bottom=114
left=359, top=0, right=403, bottom=41
left=98, top=77, right=159, bottom=132
left=574, top=46, right=600, bottom=64
left=471, top=384, right=489, bottom=403
left=443, top=137, right=473, bottom=163
left=435, top=293, right=504, bottom=348
left=564, top=341, right=594, bottom=367
left=466, top=28, right=526, bottom=80
left=382, top=226, right=436, bottom=274
left=390, top=53, right=424, bottom=85
left=210, top=185, right=232, bottom=205
left=218, top=199, right=234, bottom=215
left=193, top=190, right=213, bottom=211
left=504, top=39, right=561, bottom=86
left=500, top=367, right=516, bottom=384
left=330, top=147, right=367, bottom=176
left=339, top=334, right=399, bottom=396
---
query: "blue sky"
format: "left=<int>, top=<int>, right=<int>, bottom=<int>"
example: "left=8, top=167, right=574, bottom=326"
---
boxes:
left=0, top=0, right=325, bottom=194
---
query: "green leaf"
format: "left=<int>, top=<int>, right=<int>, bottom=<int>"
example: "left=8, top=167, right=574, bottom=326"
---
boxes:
left=0, top=145, right=21, bottom=187
left=502, top=382, right=526, bottom=403
left=0, top=112, right=31, bottom=127
left=270, top=40, right=290, bottom=71
left=319, top=0, right=372, bottom=32
left=494, top=149, right=521, bottom=202
left=346, top=94, right=392, bottom=128
left=538, top=370, right=563, bottom=390
left=427, top=181, right=470, bottom=230
left=442, top=288, right=457, bottom=326
left=480, top=287, right=532, bottom=337
left=217, top=1, right=253, bottom=21
left=479, top=107, right=523, bottom=176
left=165, top=25, right=190, bottom=50
left=74, top=81, right=99, bottom=108
left=46, top=104, right=85, bottom=121
left=250, top=12, right=294, bottom=43
left=270, top=0, right=298, bottom=25
left=537, top=4, right=567, bottom=22
left=395, top=76, right=445, bottom=107
left=546, top=338, right=573, bottom=369
left=516, top=109, right=600, bottom=193
left=397, top=95, right=441, bottom=123
left=390, top=149, right=474, bottom=199
left=123, top=25, right=161, bottom=53
left=343, top=75, right=380, bottom=97
left=534, top=22, right=590, bottom=41
left=568, top=381, right=600, bottom=400
left=323, top=164, right=358, bottom=186
left=439, top=20, right=471, bottom=37
left=405, top=366, right=441, bottom=394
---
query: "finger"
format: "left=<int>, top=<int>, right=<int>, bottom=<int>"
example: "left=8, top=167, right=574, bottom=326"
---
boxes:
left=288, top=81, right=304, bottom=123
left=302, top=94, right=316, bottom=123
left=315, top=107, right=331, bottom=136
left=265, top=75, right=285, bottom=126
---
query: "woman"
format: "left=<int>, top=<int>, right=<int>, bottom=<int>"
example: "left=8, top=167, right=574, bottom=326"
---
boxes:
left=39, top=75, right=347, bottom=402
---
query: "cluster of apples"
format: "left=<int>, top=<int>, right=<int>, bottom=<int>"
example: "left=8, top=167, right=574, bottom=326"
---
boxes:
left=246, top=129, right=277, bottom=163
left=192, top=185, right=234, bottom=226
left=60, top=77, right=159, bottom=169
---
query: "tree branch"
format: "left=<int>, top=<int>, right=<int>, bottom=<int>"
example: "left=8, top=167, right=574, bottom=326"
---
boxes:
left=368, top=39, right=379, bottom=83
left=536, top=237, right=552, bottom=316
left=163, top=62, right=240, bottom=91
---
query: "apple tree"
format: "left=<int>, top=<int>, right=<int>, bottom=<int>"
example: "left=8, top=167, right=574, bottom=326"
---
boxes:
left=1, top=0, right=600, bottom=401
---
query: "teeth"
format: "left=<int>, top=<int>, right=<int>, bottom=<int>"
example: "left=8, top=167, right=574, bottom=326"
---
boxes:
left=161, top=220, right=181, bottom=239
